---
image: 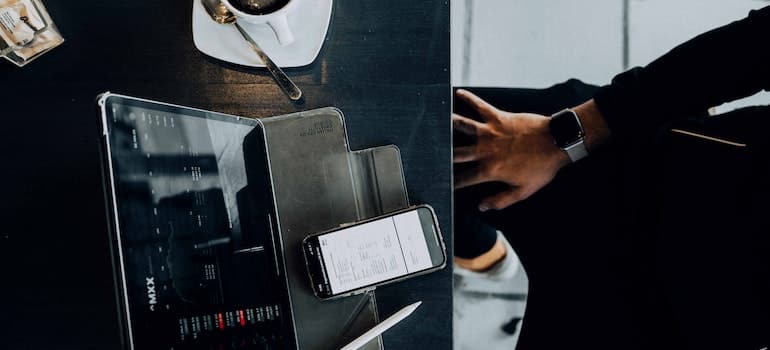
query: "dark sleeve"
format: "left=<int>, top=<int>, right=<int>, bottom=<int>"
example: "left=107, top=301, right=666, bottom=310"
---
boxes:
left=593, top=6, right=770, bottom=136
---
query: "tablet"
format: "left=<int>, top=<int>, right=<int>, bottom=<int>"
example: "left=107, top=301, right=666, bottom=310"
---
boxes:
left=97, top=93, right=295, bottom=350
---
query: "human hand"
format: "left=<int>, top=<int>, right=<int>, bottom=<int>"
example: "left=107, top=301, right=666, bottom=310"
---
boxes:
left=453, top=89, right=570, bottom=211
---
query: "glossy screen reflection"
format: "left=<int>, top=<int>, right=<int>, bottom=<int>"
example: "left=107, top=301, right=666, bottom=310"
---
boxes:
left=106, top=100, right=287, bottom=350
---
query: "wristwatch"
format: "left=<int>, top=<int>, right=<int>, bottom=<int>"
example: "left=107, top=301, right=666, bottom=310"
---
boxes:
left=549, top=108, right=588, bottom=162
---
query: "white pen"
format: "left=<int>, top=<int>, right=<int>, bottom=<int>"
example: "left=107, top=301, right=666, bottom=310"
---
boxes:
left=340, top=301, right=422, bottom=350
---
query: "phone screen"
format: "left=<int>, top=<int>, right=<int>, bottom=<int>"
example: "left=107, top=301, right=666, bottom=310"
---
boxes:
left=317, top=210, right=434, bottom=295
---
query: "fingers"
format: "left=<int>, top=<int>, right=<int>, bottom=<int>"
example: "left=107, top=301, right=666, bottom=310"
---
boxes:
left=452, top=113, right=483, bottom=135
left=456, top=89, right=500, bottom=123
left=454, top=166, right=492, bottom=189
left=478, top=187, right=531, bottom=212
left=453, top=146, right=479, bottom=163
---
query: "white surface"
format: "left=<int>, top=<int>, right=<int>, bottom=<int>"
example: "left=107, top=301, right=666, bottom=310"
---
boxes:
left=628, top=0, right=765, bottom=68
left=454, top=0, right=623, bottom=88
left=450, top=0, right=467, bottom=85
left=628, top=0, right=770, bottom=113
left=454, top=296, right=526, bottom=350
left=191, top=0, right=332, bottom=68
left=454, top=266, right=529, bottom=350
left=715, top=91, right=770, bottom=114
left=451, top=0, right=770, bottom=111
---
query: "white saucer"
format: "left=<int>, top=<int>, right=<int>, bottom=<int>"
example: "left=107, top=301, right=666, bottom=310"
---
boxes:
left=192, top=0, right=333, bottom=68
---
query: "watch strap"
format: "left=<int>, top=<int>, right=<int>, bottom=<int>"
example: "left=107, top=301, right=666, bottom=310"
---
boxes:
left=563, top=139, right=588, bottom=162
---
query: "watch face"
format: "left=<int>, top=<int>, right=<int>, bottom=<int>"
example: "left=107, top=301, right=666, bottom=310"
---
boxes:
left=550, top=110, right=584, bottom=148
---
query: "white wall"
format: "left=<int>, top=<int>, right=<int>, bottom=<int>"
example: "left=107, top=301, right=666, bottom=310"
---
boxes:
left=453, top=0, right=623, bottom=88
left=629, top=0, right=770, bottom=113
left=452, top=0, right=770, bottom=112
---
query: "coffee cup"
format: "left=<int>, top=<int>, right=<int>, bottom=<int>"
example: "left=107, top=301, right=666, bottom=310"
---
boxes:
left=221, top=0, right=297, bottom=45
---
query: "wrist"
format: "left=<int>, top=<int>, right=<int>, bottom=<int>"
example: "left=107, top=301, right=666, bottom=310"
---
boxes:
left=571, top=99, right=611, bottom=151
left=553, top=146, right=571, bottom=168
left=549, top=109, right=589, bottom=163
left=538, top=117, right=571, bottom=169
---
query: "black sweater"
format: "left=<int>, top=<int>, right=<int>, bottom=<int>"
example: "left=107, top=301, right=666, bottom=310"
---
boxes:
left=593, top=6, right=770, bottom=136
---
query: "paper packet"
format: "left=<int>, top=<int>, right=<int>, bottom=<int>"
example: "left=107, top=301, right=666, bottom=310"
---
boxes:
left=0, top=0, right=63, bottom=66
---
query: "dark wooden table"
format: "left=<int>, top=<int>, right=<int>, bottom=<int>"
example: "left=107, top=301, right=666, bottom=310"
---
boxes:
left=0, top=1, right=451, bottom=349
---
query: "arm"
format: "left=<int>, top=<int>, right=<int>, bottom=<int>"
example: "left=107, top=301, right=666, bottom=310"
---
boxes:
left=594, top=6, right=770, bottom=137
left=453, top=6, right=770, bottom=211
left=453, top=92, right=610, bottom=211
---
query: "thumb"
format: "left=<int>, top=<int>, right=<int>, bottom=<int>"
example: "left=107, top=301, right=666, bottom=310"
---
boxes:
left=479, top=187, right=529, bottom=212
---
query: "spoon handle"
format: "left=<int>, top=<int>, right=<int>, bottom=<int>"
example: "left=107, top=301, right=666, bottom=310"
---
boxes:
left=234, top=22, right=302, bottom=101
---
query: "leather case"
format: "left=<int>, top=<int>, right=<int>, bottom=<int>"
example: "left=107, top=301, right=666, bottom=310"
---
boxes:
left=257, top=107, right=409, bottom=350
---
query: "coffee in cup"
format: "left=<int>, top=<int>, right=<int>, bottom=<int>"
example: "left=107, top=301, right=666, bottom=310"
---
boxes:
left=229, top=0, right=289, bottom=16
left=222, top=0, right=297, bottom=46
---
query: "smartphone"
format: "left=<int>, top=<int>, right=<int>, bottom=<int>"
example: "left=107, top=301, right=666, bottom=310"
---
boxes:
left=302, top=205, right=446, bottom=300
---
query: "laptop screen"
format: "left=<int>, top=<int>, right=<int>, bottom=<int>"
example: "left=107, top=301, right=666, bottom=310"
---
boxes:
left=100, top=95, right=291, bottom=350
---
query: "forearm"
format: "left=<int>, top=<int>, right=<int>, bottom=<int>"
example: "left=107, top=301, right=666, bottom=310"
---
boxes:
left=594, top=6, right=770, bottom=137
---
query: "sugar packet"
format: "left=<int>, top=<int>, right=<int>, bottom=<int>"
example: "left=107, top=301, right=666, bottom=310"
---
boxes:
left=0, top=0, right=63, bottom=66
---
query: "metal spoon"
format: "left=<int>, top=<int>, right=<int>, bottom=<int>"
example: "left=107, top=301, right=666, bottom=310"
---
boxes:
left=202, top=0, right=302, bottom=101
